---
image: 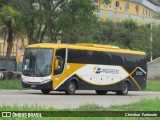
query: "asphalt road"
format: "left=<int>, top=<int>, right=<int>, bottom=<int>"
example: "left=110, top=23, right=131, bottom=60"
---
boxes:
left=0, top=90, right=160, bottom=108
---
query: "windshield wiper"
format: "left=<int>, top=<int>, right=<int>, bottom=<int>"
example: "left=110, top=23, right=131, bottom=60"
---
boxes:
left=23, top=70, right=36, bottom=76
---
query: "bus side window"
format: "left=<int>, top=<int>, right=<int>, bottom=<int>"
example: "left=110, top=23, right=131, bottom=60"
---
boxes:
left=137, top=55, right=147, bottom=67
left=84, top=51, right=99, bottom=64
left=111, top=53, right=124, bottom=66
left=124, top=54, right=137, bottom=67
left=68, top=49, right=84, bottom=63
left=54, top=49, right=66, bottom=75
left=99, top=52, right=111, bottom=65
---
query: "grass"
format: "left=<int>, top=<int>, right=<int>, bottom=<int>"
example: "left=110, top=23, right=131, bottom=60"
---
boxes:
left=0, top=99, right=160, bottom=120
left=108, top=98, right=160, bottom=111
left=1, top=98, right=159, bottom=111
left=0, top=79, right=160, bottom=92
left=0, top=79, right=23, bottom=90
left=146, top=80, right=160, bottom=91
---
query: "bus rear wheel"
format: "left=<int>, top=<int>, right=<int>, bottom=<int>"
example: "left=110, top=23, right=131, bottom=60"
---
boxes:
left=65, top=81, right=76, bottom=95
left=116, top=82, right=129, bottom=95
left=41, top=89, right=51, bottom=94
left=95, top=90, right=107, bottom=95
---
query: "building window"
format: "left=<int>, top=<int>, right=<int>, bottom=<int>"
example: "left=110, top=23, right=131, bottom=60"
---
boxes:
left=143, top=9, right=145, bottom=15
left=146, top=10, right=147, bottom=15
left=115, top=1, right=119, bottom=7
left=125, top=3, right=129, bottom=10
left=114, top=1, right=119, bottom=10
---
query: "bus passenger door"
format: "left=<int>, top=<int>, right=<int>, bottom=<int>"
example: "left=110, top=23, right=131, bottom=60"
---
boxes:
left=53, top=48, right=67, bottom=89
left=54, top=48, right=67, bottom=75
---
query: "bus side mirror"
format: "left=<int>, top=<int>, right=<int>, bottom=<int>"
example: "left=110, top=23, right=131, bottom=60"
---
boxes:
left=55, top=59, right=59, bottom=70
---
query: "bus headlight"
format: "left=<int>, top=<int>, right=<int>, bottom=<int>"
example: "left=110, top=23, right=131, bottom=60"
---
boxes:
left=22, top=79, right=28, bottom=83
left=41, top=79, right=51, bottom=84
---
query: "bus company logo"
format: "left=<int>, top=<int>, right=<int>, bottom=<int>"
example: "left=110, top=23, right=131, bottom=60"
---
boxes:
left=93, top=66, right=119, bottom=74
left=93, top=67, right=102, bottom=74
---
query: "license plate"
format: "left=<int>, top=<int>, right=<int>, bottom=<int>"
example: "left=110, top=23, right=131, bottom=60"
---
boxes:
left=31, top=85, right=36, bottom=88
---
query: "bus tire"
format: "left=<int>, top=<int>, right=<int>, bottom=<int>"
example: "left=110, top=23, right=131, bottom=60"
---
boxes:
left=65, top=81, right=76, bottom=95
left=95, top=90, right=107, bottom=95
left=116, top=82, right=129, bottom=95
left=41, top=89, right=50, bottom=94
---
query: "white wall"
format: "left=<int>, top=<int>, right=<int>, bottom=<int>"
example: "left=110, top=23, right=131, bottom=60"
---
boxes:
left=147, top=57, right=160, bottom=80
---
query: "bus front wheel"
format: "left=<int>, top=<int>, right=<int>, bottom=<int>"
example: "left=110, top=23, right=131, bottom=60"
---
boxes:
left=65, top=81, right=76, bottom=95
left=41, top=89, right=51, bottom=94
left=116, top=82, right=129, bottom=95
left=95, top=90, right=107, bottom=95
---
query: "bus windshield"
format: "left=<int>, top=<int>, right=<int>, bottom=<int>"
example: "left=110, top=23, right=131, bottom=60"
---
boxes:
left=22, top=48, right=53, bottom=77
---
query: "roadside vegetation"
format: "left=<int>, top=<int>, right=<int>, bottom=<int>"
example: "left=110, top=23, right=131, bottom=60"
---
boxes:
left=0, top=79, right=23, bottom=90
left=146, top=80, right=160, bottom=91
left=0, top=98, right=160, bottom=120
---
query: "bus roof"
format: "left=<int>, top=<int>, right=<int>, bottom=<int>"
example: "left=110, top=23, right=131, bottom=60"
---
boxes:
left=26, top=43, right=146, bottom=55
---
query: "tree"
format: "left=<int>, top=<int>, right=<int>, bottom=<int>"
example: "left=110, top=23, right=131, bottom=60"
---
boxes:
left=0, top=0, right=11, bottom=8
left=60, top=0, right=98, bottom=43
left=9, top=0, right=110, bottom=44
left=92, top=20, right=138, bottom=48
left=152, top=24, right=160, bottom=59
left=9, top=0, right=40, bottom=44
left=131, top=25, right=151, bottom=60
left=0, top=6, right=20, bottom=59
left=10, top=0, right=68, bottom=44
left=90, top=20, right=152, bottom=60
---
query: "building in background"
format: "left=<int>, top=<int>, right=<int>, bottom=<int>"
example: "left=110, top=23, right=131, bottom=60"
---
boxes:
left=0, top=37, right=28, bottom=71
left=96, top=0, right=160, bottom=24
left=0, top=38, right=17, bottom=71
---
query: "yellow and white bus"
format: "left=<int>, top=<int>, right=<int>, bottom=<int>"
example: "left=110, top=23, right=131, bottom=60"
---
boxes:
left=22, top=43, right=147, bottom=95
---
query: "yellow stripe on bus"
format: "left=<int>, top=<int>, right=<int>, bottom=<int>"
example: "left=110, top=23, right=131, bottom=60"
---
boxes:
left=120, top=66, right=142, bottom=90
left=53, top=63, right=86, bottom=90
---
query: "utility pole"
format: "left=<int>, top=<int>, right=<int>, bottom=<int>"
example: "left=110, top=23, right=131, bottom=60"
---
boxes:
left=150, top=20, right=153, bottom=62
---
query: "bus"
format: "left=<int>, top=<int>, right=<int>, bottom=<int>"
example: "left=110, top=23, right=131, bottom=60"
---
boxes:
left=22, top=43, right=147, bottom=95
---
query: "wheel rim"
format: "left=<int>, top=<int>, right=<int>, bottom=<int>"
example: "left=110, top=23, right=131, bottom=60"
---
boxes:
left=69, top=83, right=75, bottom=93
left=123, top=84, right=128, bottom=94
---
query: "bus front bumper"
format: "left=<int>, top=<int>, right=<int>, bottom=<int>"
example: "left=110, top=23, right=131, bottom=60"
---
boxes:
left=22, top=80, right=53, bottom=90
